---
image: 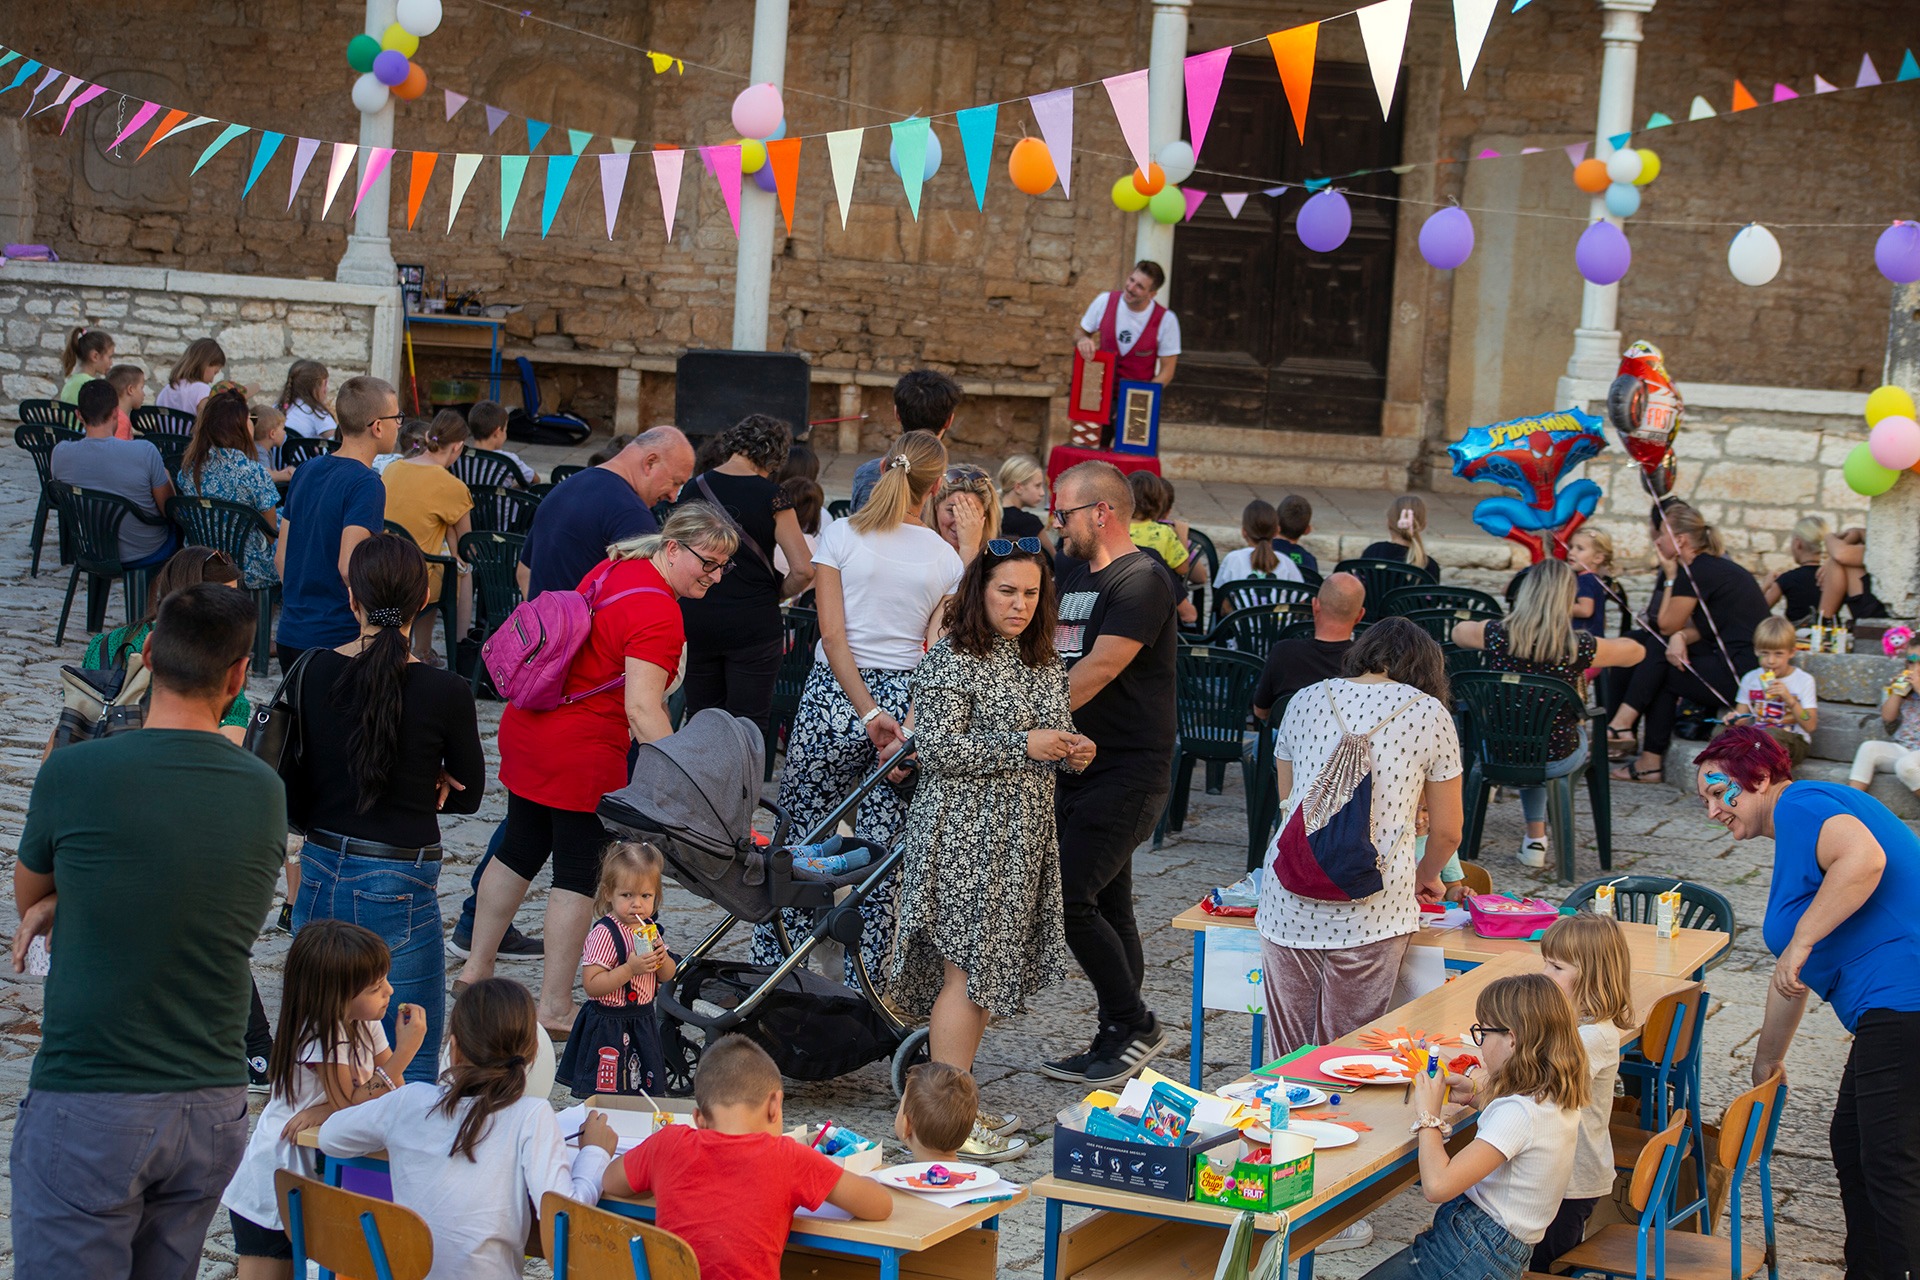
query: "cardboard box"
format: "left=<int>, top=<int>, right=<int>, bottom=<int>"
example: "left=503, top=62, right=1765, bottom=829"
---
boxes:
left=1052, top=1121, right=1239, bottom=1202
left=784, top=1125, right=885, bottom=1174
left=1193, top=1132, right=1315, bottom=1213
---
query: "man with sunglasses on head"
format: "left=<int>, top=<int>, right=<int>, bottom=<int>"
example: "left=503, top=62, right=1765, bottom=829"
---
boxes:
left=1041, top=460, right=1180, bottom=1087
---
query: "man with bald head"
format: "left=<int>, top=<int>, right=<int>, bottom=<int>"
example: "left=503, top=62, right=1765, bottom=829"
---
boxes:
left=517, top=425, right=695, bottom=598
left=1252, top=571, right=1365, bottom=721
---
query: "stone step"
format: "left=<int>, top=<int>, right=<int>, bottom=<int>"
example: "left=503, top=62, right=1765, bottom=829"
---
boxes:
left=1797, top=652, right=1904, bottom=704
left=1156, top=423, right=1421, bottom=491
left=1662, top=738, right=1920, bottom=820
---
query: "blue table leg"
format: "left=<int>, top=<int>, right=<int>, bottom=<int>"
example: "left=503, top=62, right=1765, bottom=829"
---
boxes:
left=1250, top=1012, right=1266, bottom=1071
left=1299, top=1247, right=1316, bottom=1279
left=879, top=1249, right=901, bottom=1280
left=1190, top=930, right=1206, bottom=1087
left=1043, top=1198, right=1062, bottom=1280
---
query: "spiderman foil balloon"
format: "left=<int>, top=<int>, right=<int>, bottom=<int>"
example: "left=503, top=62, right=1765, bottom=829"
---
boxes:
left=1606, top=340, right=1685, bottom=499
left=1448, top=408, right=1610, bottom=562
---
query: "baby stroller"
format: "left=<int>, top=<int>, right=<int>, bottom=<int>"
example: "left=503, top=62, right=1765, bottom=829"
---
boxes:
left=597, top=708, right=930, bottom=1096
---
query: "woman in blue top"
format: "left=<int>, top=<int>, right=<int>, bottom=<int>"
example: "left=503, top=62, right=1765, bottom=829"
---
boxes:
left=1695, top=726, right=1920, bottom=1279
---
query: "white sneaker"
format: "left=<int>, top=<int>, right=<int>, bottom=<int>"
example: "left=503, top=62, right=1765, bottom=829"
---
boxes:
left=977, top=1108, right=1021, bottom=1137
left=1517, top=838, right=1548, bottom=869
left=1318, top=1219, right=1373, bottom=1252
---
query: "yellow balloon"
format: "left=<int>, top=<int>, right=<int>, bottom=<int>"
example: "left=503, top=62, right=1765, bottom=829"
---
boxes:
left=1867, top=384, right=1918, bottom=427
left=380, top=22, right=420, bottom=56
left=1111, top=174, right=1150, bottom=212
left=1632, top=148, right=1661, bottom=186
left=738, top=139, right=767, bottom=174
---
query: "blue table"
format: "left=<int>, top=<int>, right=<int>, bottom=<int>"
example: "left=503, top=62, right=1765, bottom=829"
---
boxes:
left=405, top=313, right=505, bottom=401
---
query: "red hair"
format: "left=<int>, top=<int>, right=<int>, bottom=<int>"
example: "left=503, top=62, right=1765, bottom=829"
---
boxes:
left=1695, top=725, right=1793, bottom=791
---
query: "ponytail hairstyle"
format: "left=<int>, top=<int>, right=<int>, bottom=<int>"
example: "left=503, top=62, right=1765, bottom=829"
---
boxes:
left=607, top=501, right=740, bottom=564
left=436, top=979, right=540, bottom=1162
left=1388, top=495, right=1429, bottom=572
left=181, top=389, right=257, bottom=486
left=62, top=326, right=114, bottom=377
left=1657, top=502, right=1724, bottom=558
left=336, top=534, right=431, bottom=811
left=850, top=430, right=948, bottom=535
left=279, top=359, right=331, bottom=416
left=1242, top=500, right=1280, bottom=574
left=424, top=408, right=470, bottom=455
left=1475, top=972, right=1591, bottom=1112
left=393, top=418, right=432, bottom=459
left=270, top=920, right=391, bottom=1109
left=168, top=337, right=226, bottom=390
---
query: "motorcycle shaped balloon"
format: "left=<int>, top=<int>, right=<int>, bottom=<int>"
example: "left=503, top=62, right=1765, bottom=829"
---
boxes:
left=1606, top=340, right=1684, bottom=499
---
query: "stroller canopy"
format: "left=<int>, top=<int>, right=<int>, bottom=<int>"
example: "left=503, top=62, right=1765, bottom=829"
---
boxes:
left=602, top=708, right=765, bottom=850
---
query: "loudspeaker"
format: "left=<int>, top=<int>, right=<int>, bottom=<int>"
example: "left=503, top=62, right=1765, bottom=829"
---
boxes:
left=674, top=349, right=812, bottom=443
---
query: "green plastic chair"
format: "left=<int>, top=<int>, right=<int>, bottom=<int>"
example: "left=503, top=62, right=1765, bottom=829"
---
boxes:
left=1335, top=556, right=1437, bottom=620
left=550, top=464, right=587, bottom=485
left=136, top=428, right=191, bottom=479
left=458, top=531, right=526, bottom=697
left=1204, top=603, right=1306, bottom=659
left=1561, top=875, right=1735, bottom=971
left=1400, top=606, right=1487, bottom=650
left=16, top=423, right=72, bottom=577
left=1159, top=646, right=1265, bottom=838
left=767, top=606, right=820, bottom=779
left=1244, top=691, right=1298, bottom=872
left=1452, top=669, right=1610, bottom=883
left=18, top=398, right=79, bottom=428
left=1381, top=583, right=1502, bottom=618
left=1212, top=579, right=1316, bottom=623
left=167, top=495, right=279, bottom=675
left=385, top=520, right=461, bottom=667
left=129, top=405, right=195, bottom=437
left=47, top=483, right=173, bottom=645
left=468, top=485, right=541, bottom=535
left=453, top=448, right=527, bottom=491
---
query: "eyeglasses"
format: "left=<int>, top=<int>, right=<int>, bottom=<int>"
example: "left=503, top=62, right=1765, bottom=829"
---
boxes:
left=986, top=537, right=1044, bottom=557
left=1049, top=501, right=1102, bottom=526
left=1468, top=1024, right=1510, bottom=1046
left=679, top=543, right=734, bottom=578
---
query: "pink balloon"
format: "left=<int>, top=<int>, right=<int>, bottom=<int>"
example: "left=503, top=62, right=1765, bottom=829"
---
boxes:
left=1868, top=415, right=1920, bottom=471
left=731, top=84, right=784, bottom=140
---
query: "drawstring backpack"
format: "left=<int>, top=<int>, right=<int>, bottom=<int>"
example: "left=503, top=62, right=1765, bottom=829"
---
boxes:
left=1273, top=685, right=1422, bottom=902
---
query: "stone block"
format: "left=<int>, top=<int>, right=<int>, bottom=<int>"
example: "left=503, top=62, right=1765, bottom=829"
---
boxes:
left=1693, top=462, right=1815, bottom=505
left=5, top=320, right=36, bottom=348
left=1724, top=425, right=1820, bottom=462
left=1798, top=652, right=1902, bottom=704
left=214, top=322, right=287, bottom=360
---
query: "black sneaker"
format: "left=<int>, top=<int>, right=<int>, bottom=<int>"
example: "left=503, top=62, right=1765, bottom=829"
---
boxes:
left=447, top=922, right=543, bottom=961
left=275, top=903, right=292, bottom=934
left=1082, top=1014, right=1169, bottom=1088
left=247, top=1055, right=271, bottom=1094
left=1038, top=1038, right=1102, bottom=1083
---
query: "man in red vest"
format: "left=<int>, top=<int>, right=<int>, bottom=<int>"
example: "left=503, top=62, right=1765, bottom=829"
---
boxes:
left=1073, top=261, right=1181, bottom=445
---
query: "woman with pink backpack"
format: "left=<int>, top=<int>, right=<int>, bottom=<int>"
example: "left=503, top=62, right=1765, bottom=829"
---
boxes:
left=456, top=503, right=739, bottom=1039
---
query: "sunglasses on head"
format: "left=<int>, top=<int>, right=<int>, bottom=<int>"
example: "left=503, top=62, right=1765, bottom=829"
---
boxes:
left=986, top=537, right=1044, bottom=557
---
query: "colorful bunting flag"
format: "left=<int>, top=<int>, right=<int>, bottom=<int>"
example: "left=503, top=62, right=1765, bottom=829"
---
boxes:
left=1268, top=24, right=1318, bottom=143
left=540, top=155, right=577, bottom=236
left=1901, top=50, right=1920, bottom=81
left=406, top=151, right=437, bottom=229
left=46, top=75, right=82, bottom=112
left=444, top=90, right=467, bottom=121
left=2, top=61, right=42, bottom=95
left=60, top=83, right=105, bottom=133
left=1453, top=0, right=1499, bottom=88
left=525, top=119, right=549, bottom=152
left=1645, top=111, right=1673, bottom=128
left=1261, top=185, right=1289, bottom=196
left=1813, top=75, right=1837, bottom=93
left=192, top=123, right=249, bottom=174
left=242, top=131, right=283, bottom=199
left=1184, top=47, right=1231, bottom=158
left=288, top=137, right=321, bottom=209
left=484, top=104, right=509, bottom=135
left=610, top=138, right=636, bottom=155
left=651, top=147, right=684, bottom=239
left=1520, top=146, right=1542, bottom=154
left=26, top=64, right=60, bottom=109
left=597, top=152, right=630, bottom=239
left=825, top=128, right=862, bottom=229
left=0, top=51, right=20, bottom=72
left=447, top=153, right=483, bottom=232
left=1858, top=54, right=1881, bottom=87
left=698, top=144, right=743, bottom=237
left=1606, top=131, right=1631, bottom=150
left=107, top=101, right=160, bottom=153
left=1772, top=83, right=1797, bottom=102
left=1303, top=176, right=1331, bottom=192
left=1101, top=69, right=1151, bottom=173
left=1356, top=0, right=1411, bottom=119
left=1221, top=192, right=1248, bottom=218
left=1688, top=95, right=1716, bottom=120
left=137, top=109, right=190, bottom=158
left=1181, top=188, right=1206, bottom=221
left=1512, top=0, right=1531, bottom=9
left=647, top=52, right=682, bottom=75
left=1730, top=80, right=1757, bottom=110
left=351, top=146, right=396, bottom=215
left=1028, top=88, right=1075, bottom=197
left=1563, top=141, right=1588, bottom=166
left=567, top=128, right=592, bottom=156
left=955, top=104, right=997, bottom=209
left=1475, top=147, right=1500, bottom=158
left=321, top=142, right=358, bottom=218
left=890, top=117, right=931, bottom=219
left=767, top=137, right=800, bottom=233
left=498, top=154, right=529, bottom=236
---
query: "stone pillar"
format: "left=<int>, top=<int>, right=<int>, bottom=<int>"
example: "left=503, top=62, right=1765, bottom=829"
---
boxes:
left=1866, top=282, right=1920, bottom=618
left=1132, top=0, right=1190, bottom=300
left=337, top=0, right=401, bottom=287
left=731, top=0, right=790, bottom=351
left=1557, top=0, right=1655, bottom=392
left=836, top=382, right=863, bottom=456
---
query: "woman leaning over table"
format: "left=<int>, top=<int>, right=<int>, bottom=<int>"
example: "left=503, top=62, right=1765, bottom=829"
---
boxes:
left=1697, top=726, right=1920, bottom=1279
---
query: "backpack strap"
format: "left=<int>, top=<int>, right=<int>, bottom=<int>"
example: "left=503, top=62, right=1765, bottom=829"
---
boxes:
left=693, top=473, right=777, bottom=577
left=1324, top=683, right=1425, bottom=739
left=598, top=916, right=640, bottom=1004
left=558, top=582, right=674, bottom=706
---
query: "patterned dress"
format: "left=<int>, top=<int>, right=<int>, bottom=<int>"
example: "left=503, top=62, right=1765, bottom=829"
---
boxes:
left=176, top=447, right=281, bottom=588
left=888, top=636, right=1077, bottom=1018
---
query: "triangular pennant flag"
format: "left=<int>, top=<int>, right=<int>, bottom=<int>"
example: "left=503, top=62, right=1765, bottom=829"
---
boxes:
left=767, top=137, right=800, bottom=233
left=0, top=51, right=20, bottom=72
left=136, top=109, right=190, bottom=158
left=1813, top=74, right=1838, bottom=93
left=524, top=119, right=549, bottom=152
left=1772, top=82, right=1798, bottom=102
left=1452, top=0, right=1498, bottom=88
left=25, top=65, right=60, bottom=111
left=1520, top=146, right=1542, bottom=154
left=648, top=51, right=682, bottom=75
left=498, top=154, right=530, bottom=236
left=1101, top=69, right=1152, bottom=173
left=2, top=61, right=42, bottom=95
left=825, top=128, right=862, bottom=228
left=1730, top=80, right=1757, bottom=110
left=1857, top=54, right=1881, bottom=88
left=1181, top=188, right=1207, bottom=221
left=1475, top=147, right=1500, bottom=158
left=447, top=153, right=483, bottom=232
left=1303, top=177, right=1332, bottom=192
left=1184, top=47, right=1231, bottom=157
left=1355, top=0, right=1411, bottom=120
left=443, top=90, right=467, bottom=121
left=61, top=83, right=106, bottom=133
left=567, top=128, right=592, bottom=156
left=597, top=152, right=631, bottom=239
left=242, top=132, right=283, bottom=199
left=405, top=151, right=438, bottom=229
left=540, top=155, right=578, bottom=236
left=955, top=105, right=997, bottom=209
left=1261, top=185, right=1289, bottom=196
left=47, top=75, right=83, bottom=111
left=1221, top=192, right=1248, bottom=218
left=1563, top=141, right=1588, bottom=166
left=321, top=142, right=359, bottom=218
left=1267, top=24, right=1318, bottom=143
left=889, top=117, right=932, bottom=218
left=1645, top=111, right=1673, bottom=128
left=651, top=147, right=685, bottom=239
left=1900, top=50, right=1920, bottom=81
left=484, top=104, right=509, bottom=135
left=107, top=101, right=160, bottom=153
left=698, top=144, right=744, bottom=237
left=351, top=146, right=397, bottom=215
left=192, top=123, right=249, bottom=174
left=1607, top=131, right=1631, bottom=150
left=610, top=137, right=636, bottom=155
left=1688, top=95, right=1716, bottom=119
left=1028, top=88, right=1075, bottom=197
left=288, top=137, right=321, bottom=209
left=1512, top=0, right=1530, bottom=9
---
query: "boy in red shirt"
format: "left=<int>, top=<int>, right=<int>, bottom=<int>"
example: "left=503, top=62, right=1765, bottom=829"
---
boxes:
left=602, top=1036, right=891, bottom=1279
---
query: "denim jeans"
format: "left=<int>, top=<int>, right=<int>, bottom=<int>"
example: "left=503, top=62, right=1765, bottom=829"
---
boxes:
left=1360, top=1195, right=1532, bottom=1280
left=293, top=840, right=444, bottom=1084
left=1519, top=729, right=1591, bottom=824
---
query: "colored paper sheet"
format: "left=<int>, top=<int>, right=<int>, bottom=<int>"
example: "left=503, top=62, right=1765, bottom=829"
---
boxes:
left=192, top=123, right=249, bottom=174
left=1267, top=24, right=1318, bottom=143
left=1772, top=82, right=1798, bottom=102
left=351, top=146, right=396, bottom=215
left=597, top=152, right=630, bottom=239
left=1688, top=95, right=1715, bottom=120
left=61, top=83, right=106, bottom=133
left=540, top=155, right=577, bottom=236
left=651, top=147, right=684, bottom=239
left=1028, top=87, right=1075, bottom=197
left=1645, top=111, right=1673, bottom=128
left=443, top=90, right=467, bottom=121
left=767, top=136, right=800, bottom=233
left=137, top=109, right=189, bottom=157
left=1181, top=188, right=1206, bottom=221
left=567, top=128, right=592, bottom=156
left=498, top=154, right=529, bottom=236
left=241, top=131, right=283, bottom=198
left=446, top=153, right=483, bottom=232
left=1901, top=50, right=1920, bottom=82
left=825, top=127, right=862, bottom=229
left=1355, top=0, right=1411, bottom=120
left=2, top=61, right=42, bottom=95
left=1563, top=141, right=1588, bottom=166
left=321, top=142, right=358, bottom=218
left=610, top=137, right=636, bottom=155
left=484, top=104, right=509, bottom=135
left=288, top=137, right=321, bottom=209
left=1221, top=192, right=1248, bottom=218
left=698, top=143, right=743, bottom=237
left=1101, top=69, right=1151, bottom=173
left=955, top=105, right=996, bottom=209
left=107, top=100, right=159, bottom=153
left=525, top=119, right=549, bottom=152
left=1453, top=0, right=1498, bottom=88
left=405, top=151, right=438, bottom=228
left=1813, top=75, right=1837, bottom=93
left=890, top=116, right=931, bottom=218
left=1184, top=46, right=1231, bottom=157
left=1730, top=79, right=1757, bottom=110
left=1857, top=54, right=1881, bottom=88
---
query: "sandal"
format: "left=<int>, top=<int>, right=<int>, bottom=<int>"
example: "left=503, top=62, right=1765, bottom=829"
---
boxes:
left=1610, top=762, right=1663, bottom=784
left=1605, top=727, right=1639, bottom=760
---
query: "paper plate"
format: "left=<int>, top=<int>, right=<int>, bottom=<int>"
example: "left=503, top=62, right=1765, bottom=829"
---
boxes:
left=875, top=1161, right=1002, bottom=1194
left=1319, top=1054, right=1412, bottom=1085
left=1240, top=1119, right=1359, bottom=1150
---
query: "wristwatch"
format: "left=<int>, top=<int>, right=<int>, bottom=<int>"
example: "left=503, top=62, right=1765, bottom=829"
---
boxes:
left=860, top=707, right=883, bottom=727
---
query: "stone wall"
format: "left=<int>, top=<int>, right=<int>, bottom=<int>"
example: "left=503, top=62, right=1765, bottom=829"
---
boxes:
left=0, top=261, right=400, bottom=413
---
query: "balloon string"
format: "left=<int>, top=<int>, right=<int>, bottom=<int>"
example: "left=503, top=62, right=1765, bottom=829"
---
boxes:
left=1637, top=477, right=1741, bottom=709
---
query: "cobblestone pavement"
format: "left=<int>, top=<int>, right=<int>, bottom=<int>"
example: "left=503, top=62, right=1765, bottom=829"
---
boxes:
left=0, top=441, right=1858, bottom=1277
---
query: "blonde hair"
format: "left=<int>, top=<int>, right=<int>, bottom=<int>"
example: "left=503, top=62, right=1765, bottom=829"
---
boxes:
left=899, top=1062, right=979, bottom=1154
left=1571, top=527, right=1614, bottom=573
left=1506, top=559, right=1580, bottom=667
left=593, top=841, right=664, bottom=916
left=927, top=465, right=1002, bottom=544
left=1790, top=515, right=1829, bottom=563
left=1477, top=973, right=1591, bottom=1112
left=609, top=501, right=740, bottom=563
left=851, top=431, right=947, bottom=535
left=250, top=403, right=284, bottom=445
left=1657, top=503, right=1724, bottom=557
left=1753, top=615, right=1797, bottom=651
left=1541, top=914, right=1635, bottom=1029
left=1388, top=495, right=1430, bottom=572
left=998, top=453, right=1044, bottom=498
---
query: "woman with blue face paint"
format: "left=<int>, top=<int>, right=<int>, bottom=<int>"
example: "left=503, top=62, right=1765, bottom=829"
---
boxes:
left=1695, top=726, right=1920, bottom=1279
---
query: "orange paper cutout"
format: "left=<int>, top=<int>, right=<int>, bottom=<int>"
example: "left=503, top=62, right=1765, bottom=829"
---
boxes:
left=767, top=137, right=801, bottom=235
left=1268, top=23, right=1320, bottom=143
left=138, top=108, right=192, bottom=159
left=406, top=151, right=439, bottom=230
left=1731, top=79, right=1758, bottom=111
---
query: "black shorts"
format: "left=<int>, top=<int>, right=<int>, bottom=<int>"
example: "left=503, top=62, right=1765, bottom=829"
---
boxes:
left=229, top=1208, right=294, bottom=1260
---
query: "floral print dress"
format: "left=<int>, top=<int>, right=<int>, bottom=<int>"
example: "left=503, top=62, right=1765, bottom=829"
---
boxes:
left=176, top=447, right=281, bottom=588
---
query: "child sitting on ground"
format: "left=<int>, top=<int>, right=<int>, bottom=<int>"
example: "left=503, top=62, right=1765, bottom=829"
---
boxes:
left=557, top=841, right=676, bottom=1097
left=1850, top=629, right=1920, bottom=796
left=1729, top=615, right=1818, bottom=766
left=467, top=399, right=538, bottom=484
left=1763, top=516, right=1826, bottom=624
left=1215, top=499, right=1303, bottom=599
left=252, top=402, right=293, bottom=483
left=1274, top=493, right=1317, bottom=577
left=894, top=1062, right=980, bottom=1162
left=604, top=1035, right=892, bottom=1280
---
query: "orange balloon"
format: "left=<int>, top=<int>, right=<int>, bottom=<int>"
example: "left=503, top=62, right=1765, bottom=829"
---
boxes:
left=1008, top=138, right=1057, bottom=196
left=394, top=62, right=428, bottom=101
left=1572, top=158, right=1610, bottom=194
left=1131, top=163, right=1166, bottom=196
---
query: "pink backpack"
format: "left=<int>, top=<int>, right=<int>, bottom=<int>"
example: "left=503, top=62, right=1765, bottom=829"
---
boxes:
left=482, top=563, right=667, bottom=711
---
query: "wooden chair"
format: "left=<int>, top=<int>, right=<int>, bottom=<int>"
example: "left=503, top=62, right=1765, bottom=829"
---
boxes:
left=275, top=1170, right=433, bottom=1280
left=1553, top=1113, right=1699, bottom=1280
left=1459, top=861, right=1493, bottom=896
left=541, top=1191, right=700, bottom=1279
left=1609, top=982, right=1710, bottom=1231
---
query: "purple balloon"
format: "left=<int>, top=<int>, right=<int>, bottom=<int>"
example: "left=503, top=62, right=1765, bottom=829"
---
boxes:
left=1296, top=189, right=1352, bottom=253
left=1876, top=220, right=1920, bottom=285
left=1418, top=206, right=1475, bottom=270
left=751, top=163, right=779, bottom=194
left=373, top=49, right=411, bottom=87
left=1575, top=220, right=1632, bottom=285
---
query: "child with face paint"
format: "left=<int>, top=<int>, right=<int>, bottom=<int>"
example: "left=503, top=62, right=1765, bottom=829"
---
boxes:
left=1850, top=633, right=1920, bottom=797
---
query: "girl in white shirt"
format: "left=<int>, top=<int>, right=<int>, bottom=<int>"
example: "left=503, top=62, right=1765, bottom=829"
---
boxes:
left=1214, top=499, right=1303, bottom=598
left=155, top=337, right=226, bottom=413
left=278, top=359, right=338, bottom=439
left=1360, top=973, right=1587, bottom=1280
left=319, top=979, right=616, bottom=1280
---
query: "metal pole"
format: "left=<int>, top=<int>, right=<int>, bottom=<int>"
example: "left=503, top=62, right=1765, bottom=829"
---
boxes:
left=1133, top=0, right=1191, bottom=301
left=731, top=0, right=791, bottom=351
left=337, top=0, right=401, bottom=286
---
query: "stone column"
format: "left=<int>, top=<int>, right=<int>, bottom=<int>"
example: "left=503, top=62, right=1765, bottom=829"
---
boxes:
left=1866, top=282, right=1920, bottom=618
left=1132, top=0, right=1190, bottom=300
left=731, top=0, right=790, bottom=351
left=337, top=0, right=401, bottom=287
left=1557, top=0, right=1655, bottom=392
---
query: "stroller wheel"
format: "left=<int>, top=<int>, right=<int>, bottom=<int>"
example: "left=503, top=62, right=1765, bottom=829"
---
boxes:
left=660, top=1014, right=702, bottom=1098
left=889, top=1026, right=932, bottom=1099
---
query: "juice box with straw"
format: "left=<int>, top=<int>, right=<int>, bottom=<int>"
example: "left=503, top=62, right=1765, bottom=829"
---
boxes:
left=1594, top=882, right=1616, bottom=919
left=1656, top=888, right=1681, bottom=938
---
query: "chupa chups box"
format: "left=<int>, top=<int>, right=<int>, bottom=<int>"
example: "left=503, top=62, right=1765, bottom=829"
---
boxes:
left=1193, top=1131, right=1315, bottom=1213
left=784, top=1124, right=885, bottom=1174
left=1052, top=1119, right=1239, bottom=1202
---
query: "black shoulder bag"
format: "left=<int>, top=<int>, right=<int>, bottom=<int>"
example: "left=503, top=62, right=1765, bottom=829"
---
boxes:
left=245, top=649, right=317, bottom=832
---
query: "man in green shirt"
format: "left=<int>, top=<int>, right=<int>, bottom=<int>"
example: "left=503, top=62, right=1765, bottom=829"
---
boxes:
left=12, top=583, right=284, bottom=1279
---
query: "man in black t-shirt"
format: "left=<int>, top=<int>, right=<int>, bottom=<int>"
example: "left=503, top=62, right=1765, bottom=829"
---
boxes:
left=1043, top=461, right=1178, bottom=1087
left=1252, top=572, right=1365, bottom=721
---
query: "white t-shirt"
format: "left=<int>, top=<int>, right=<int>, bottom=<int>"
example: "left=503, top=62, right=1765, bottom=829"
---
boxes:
left=1736, top=665, right=1817, bottom=742
left=284, top=402, right=338, bottom=439
left=1258, top=678, right=1463, bottom=949
left=221, top=1021, right=388, bottom=1228
left=155, top=379, right=212, bottom=413
left=1570, top=1022, right=1626, bottom=1199
left=1079, top=294, right=1183, bottom=356
left=811, top=519, right=963, bottom=671
left=318, top=1083, right=612, bottom=1280
left=1215, top=546, right=1305, bottom=589
left=1464, top=1093, right=1581, bottom=1244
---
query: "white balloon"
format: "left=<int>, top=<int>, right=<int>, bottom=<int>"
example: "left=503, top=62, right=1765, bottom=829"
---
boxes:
left=1157, top=139, right=1196, bottom=184
left=1727, top=224, right=1782, bottom=287
left=395, top=0, right=444, bottom=38
left=1605, top=147, right=1644, bottom=184
left=436, top=1023, right=557, bottom=1100
left=351, top=72, right=390, bottom=114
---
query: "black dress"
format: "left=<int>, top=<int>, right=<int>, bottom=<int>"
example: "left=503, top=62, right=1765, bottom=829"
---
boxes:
left=557, top=915, right=668, bottom=1098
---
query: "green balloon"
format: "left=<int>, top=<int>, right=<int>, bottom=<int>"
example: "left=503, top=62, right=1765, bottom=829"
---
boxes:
left=347, top=33, right=382, bottom=73
left=1844, top=442, right=1901, bottom=497
left=1112, top=174, right=1150, bottom=213
left=1148, top=185, right=1185, bottom=225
